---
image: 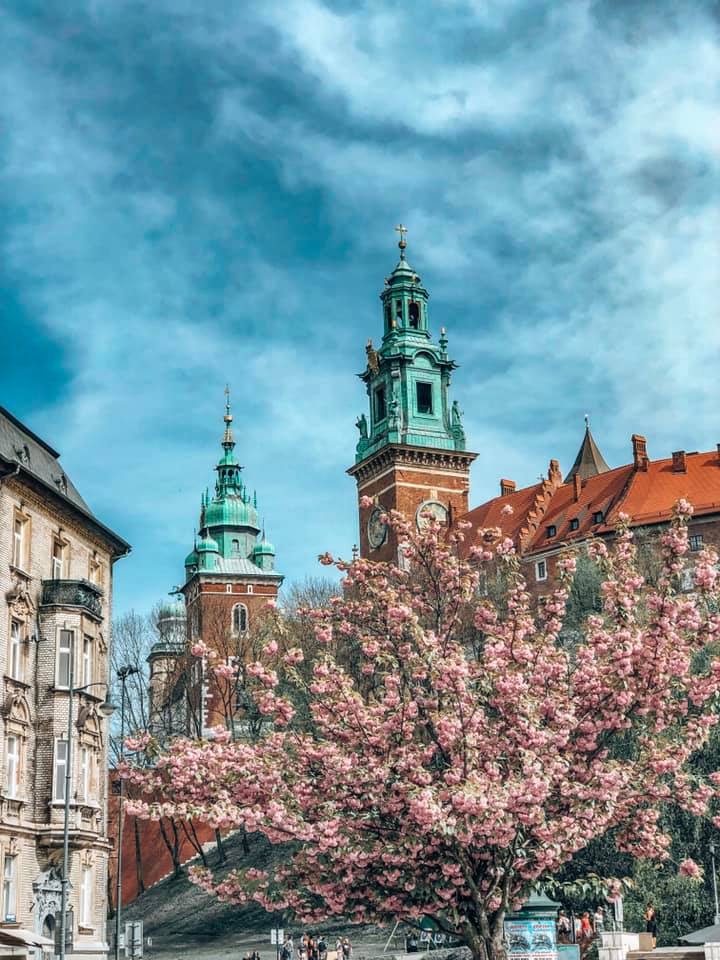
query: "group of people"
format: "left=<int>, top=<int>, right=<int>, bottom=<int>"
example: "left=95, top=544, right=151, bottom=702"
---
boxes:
left=280, top=933, right=352, bottom=960
left=557, top=902, right=658, bottom=954
left=557, top=907, right=607, bottom=955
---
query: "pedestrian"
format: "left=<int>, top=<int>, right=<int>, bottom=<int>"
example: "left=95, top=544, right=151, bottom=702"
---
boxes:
left=644, top=903, right=658, bottom=949
left=318, top=936, right=327, bottom=960
left=341, top=938, right=352, bottom=960
left=593, top=907, right=604, bottom=938
left=557, top=910, right=571, bottom=945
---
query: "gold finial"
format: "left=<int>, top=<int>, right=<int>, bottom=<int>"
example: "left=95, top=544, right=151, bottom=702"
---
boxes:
left=395, top=223, right=408, bottom=256
left=224, top=384, right=233, bottom=424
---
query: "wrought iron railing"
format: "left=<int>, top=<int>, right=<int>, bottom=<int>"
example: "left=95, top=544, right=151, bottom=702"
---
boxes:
left=41, top=579, right=103, bottom=619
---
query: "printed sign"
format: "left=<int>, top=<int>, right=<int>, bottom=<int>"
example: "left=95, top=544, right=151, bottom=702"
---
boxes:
left=504, top=919, right=557, bottom=960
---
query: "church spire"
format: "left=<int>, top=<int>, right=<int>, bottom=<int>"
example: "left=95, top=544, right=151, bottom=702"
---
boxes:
left=564, top=416, right=611, bottom=483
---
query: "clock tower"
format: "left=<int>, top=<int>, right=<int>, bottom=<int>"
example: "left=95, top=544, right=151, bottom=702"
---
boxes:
left=348, top=228, right=477, bottom=561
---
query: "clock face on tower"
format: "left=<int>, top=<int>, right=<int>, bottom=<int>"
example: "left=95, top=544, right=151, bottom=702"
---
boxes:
left=416, top=499, right=449, bottom=530
left=367, top=506, right=388, bottom=549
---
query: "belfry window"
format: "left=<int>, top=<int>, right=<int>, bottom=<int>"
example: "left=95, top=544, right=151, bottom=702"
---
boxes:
left=409, top=301, right=420, bottom=329
left=375, top=386, right=386, bottom=422
left=395, top=300, right=402, bottom=323
left=232, top=603, right=248, bottom=634
left=231, top=539, right=240, bottom=555
left=416, top=381, right=433, bottom=415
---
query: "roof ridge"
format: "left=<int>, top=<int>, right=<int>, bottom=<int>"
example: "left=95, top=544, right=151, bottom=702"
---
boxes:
left=0, top=404, right=61, bottom=459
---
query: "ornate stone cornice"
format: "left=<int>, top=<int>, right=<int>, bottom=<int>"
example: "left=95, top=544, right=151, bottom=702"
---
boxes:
left=348, top=443, right=477, bottom=483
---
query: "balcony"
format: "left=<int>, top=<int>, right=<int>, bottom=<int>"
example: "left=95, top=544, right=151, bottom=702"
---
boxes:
left=41, top=579, right=103, bottom=619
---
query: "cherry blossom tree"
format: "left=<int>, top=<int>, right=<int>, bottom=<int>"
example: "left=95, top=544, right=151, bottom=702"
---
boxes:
left=126, top=499, right=720, bottom=960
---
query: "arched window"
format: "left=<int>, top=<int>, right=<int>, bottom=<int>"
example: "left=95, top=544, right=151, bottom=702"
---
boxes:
left=231, top=539, right=240, bottom=555
left=232, top=604, right=248, bottom=634
left=409, top=301, right=420, bottom=328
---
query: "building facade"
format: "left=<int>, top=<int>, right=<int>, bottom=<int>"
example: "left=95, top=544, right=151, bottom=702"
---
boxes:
left=348, top=231, right=477, bottom=561
left=0, top=406, right=129, bottom=958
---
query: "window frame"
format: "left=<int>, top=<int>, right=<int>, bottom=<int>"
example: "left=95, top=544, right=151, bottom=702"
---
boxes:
left=232, top=603, right=248, bottom=635
left=546, top=525, right=557, bottom=538
left=57, top=629, right=74, bottom=689
left=12, top=512, right=28, bottom=570
left=415, top=380, right=434, bottom=416
left=6, top=735, right=20, bottom=799
left=51, top=537, right=68, bottom=579
left=689, top=533, right=704, bottom=552
left=2, top=853, right=17, bottom=922
left=374, top=385, right=387, bottom=423
left=82, top=635, right=93, bottom=687
left=9, top=619, right=24, bottom=682
left=80, top=746, right=91, bottom=802
left=80, top=864, right=93, bottom=927
left=53, top=739, right=69, bottom=803
left=592, top=511, right=604, bottom=525
left=535, top=560, right=548, bottom=582
left=569, top=518, right=579, bottom=531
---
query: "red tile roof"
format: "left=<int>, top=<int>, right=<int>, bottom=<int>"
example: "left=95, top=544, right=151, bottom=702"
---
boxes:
left=460, top=446, right=720, bottom=559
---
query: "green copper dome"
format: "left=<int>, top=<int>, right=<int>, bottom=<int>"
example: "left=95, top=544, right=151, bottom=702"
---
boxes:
left=205, top=494, right=259, bottom=530
left=184, top=548, right=199, bottom=567
left=252, top=539, right=275, bottom=556
left=196, top=532, right=219, bottom=553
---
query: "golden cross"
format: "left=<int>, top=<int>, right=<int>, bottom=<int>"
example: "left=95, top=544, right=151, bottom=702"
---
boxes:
left=395, top=223, right=408, bottom=241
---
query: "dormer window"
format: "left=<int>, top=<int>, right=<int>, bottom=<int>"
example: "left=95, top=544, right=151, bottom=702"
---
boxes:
left=409, top=301, right=420, bottom=329
left=592, top=511, right=604, bottom=524
left=547, top=525, right=557, bottom=538
left=569, top=518, right=579, bottom=531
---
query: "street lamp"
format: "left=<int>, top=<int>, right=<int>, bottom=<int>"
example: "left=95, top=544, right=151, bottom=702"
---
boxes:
left=59, top=636, right=116, bottom=960
left=114, top=664, right=140, bottom=960
left=710, top=841, right=720, bottom=925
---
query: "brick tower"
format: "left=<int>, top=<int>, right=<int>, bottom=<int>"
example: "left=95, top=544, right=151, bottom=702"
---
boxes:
left=348, top=228, right=477, bottom=561
left=181, top=390, right=283, bottom=730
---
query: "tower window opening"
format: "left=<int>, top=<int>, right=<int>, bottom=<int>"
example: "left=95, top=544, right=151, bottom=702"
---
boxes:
left=231, top=538, right=240, bottom=554
left=409, top=302, right=420, bottom=328
left=385, top=303, right=392, bottom=326
left=416, top=381, right=433, bottom=415
left=395, top=300, right=403, bottom=323
left=232, top=603, right=248, bottom=634
left=375, top=386, right=387, bottom=422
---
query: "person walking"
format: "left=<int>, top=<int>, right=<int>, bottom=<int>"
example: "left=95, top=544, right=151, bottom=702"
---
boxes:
left=644, top=903, right=658, bottom=949
left=593, top=907, right=605, bottom=938
left=341, top=938, right=352, bottom=960
left=318, top=936, right=327, bottom=960
left=557, top=910, right=571, bottom=945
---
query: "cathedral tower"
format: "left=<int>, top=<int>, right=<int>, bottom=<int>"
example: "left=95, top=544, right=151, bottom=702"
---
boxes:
left=348, top=228, right=477, bottom=561
left=181, top=391, right=283, bottom=729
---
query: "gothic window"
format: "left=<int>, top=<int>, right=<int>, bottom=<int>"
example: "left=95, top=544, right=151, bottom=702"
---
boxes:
left=232, top=604, right=248, bottom=634
left=374, top=386, right=386, bottom=423
left=416, top=381, right=433, bottom=415
left=409, top=301, right=420, bottom=328
left=57, top=629, right=73, bottom=688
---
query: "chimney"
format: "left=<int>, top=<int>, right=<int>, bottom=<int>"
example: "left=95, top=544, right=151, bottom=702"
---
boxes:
left=632, top=434, right=649, bottom=471
left=672, top=450, right=687, bottom=473
left=573, top=473, right=582, bottom=501
left=500, top=479, right=516, bottom=497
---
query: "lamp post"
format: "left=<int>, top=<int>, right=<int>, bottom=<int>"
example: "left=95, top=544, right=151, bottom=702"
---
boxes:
left=59, top=635, right=116, bottom=960
left=710, top=841, right=720, bottom=925
left=114, top=665, right=140, bottom=960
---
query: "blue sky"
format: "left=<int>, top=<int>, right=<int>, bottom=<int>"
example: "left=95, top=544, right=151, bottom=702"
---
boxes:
left=1, top=0, right=718, bottom=616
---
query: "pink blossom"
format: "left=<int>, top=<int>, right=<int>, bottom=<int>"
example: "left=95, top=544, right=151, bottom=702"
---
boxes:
left=679, top=858, right=703, bottom=881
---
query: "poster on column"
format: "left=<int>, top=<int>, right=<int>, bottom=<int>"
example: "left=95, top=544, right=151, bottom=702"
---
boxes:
left=504, top=919, right=557, bottom=960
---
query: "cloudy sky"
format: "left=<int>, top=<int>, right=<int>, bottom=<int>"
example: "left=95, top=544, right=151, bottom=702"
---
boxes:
left=1, top=0, right=718, bottom=615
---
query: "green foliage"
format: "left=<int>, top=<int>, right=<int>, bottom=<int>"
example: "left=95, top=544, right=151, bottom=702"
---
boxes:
left=625, top=861, right=711, bottom=946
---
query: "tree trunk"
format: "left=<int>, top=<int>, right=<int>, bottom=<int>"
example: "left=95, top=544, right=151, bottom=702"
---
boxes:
left=133, top=818, right=145, bottom=895
left=242, top=826, right=250, bottom=856
left=462, top=918, right=507, bottom=960
left=214, top=829, right=227, bottom=864
left=158, top=817, right=183, bottom=879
